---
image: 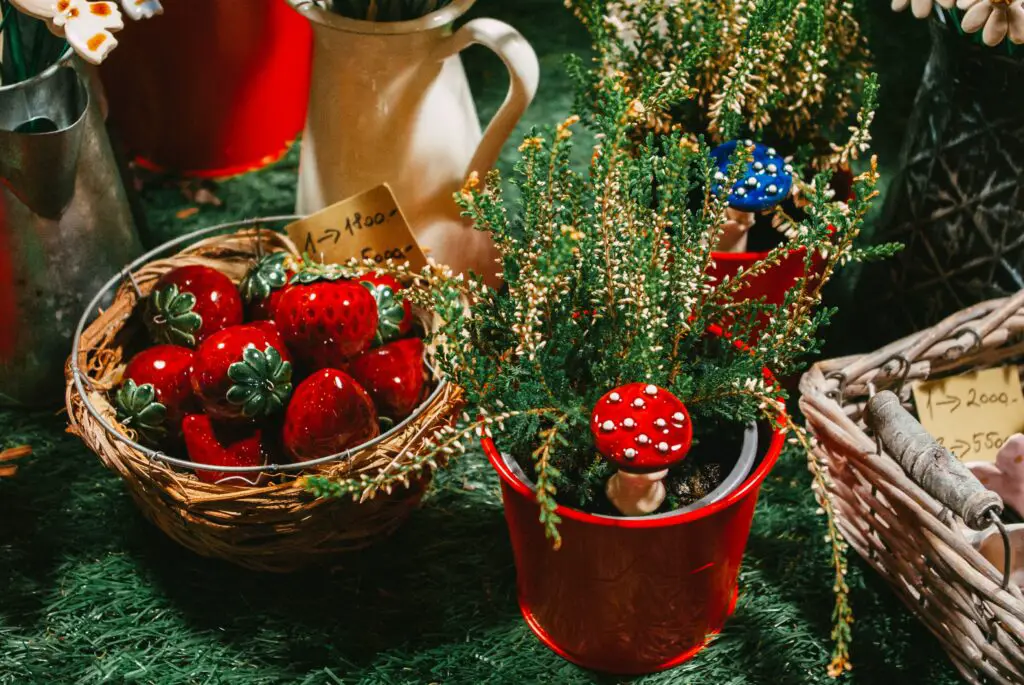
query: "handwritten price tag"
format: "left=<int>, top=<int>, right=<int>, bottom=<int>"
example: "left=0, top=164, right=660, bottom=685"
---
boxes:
left=285, top=184, right=428, bottom=270
left=911, top=366, right=1024, bottom=463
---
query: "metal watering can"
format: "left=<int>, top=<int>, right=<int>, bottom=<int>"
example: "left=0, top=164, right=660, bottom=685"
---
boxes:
left=0, top=58, right=142, bottom=406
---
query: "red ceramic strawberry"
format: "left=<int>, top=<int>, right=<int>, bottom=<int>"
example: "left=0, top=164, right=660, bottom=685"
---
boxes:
left=273, top=269, right=378, bottom=371
left=182, top=414, right=267, bottom=485
left=191, top=323, right=294, bottom=422
left=282, top=368, right=379, bottom=463
left=115, top=345, right=197, bottom=442
left=240, top=252, right=292, bottom=321
left=359, top=273, right=413, bottom=345
left=348, top=338, right=425, bottom=420
left=146, top=265, right=244, bottom=347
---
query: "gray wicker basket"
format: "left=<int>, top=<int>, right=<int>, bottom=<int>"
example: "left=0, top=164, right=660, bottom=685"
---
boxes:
left=800, top=293, right=1024, bottom=684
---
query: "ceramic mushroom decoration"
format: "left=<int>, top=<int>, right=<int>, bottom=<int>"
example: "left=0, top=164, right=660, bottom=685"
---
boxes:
left=9, top=0, right=162, bottom=65
left=968, top=433, right=1024, bottom=516
left=710, top=140, right=794, bottom=253
left=591, top=383, right=694, bottom=516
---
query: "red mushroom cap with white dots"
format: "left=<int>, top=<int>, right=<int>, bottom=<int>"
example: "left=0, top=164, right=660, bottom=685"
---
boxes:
left=590, top=382, right=693, bottom=474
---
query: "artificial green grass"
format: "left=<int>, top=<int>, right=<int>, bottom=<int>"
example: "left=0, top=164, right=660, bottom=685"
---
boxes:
left=0, top=1, right=959, bottom=683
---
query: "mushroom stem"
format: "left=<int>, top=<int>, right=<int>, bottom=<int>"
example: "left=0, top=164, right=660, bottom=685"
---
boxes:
left=715, top=207, right=755, bottom=253
left=606, top=469, right=669, bottom=516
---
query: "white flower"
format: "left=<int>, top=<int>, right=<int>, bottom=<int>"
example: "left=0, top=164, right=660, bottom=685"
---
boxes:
left=958, top=0, right=1024, bottom=45
left=120, top=0, right=163, bottom=21
left=11, top=0, right=124, bottom=65
left=891, top=0, right=955, bottom=19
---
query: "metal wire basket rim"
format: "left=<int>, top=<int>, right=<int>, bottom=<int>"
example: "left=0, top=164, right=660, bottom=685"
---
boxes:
left=70, top=215, right=450, bottom=473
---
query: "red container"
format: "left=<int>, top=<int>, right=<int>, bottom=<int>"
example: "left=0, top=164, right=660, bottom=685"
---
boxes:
left=99, top=0, right=312, bottom=177
left=710, top=244, right=826, bottom=308
left=482, top=420, right=785, bottom=674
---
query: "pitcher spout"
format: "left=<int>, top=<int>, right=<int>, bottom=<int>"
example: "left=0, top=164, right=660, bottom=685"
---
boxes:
left=0, top=65, right=87, bottom=220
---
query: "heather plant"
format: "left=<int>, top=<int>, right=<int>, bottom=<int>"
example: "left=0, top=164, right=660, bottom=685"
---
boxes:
left=566, top=0, right=872, bottom=170
left=309, top=34, right=895, bottom=676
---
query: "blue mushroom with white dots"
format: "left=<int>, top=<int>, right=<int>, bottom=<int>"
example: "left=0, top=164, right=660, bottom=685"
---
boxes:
left=710, top=140, right=795, bottom=252
left=711, top=140, right=794, bottom=213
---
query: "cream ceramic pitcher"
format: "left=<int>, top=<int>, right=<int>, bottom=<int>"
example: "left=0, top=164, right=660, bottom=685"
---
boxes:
left=287, top=0, right=540, bottom=285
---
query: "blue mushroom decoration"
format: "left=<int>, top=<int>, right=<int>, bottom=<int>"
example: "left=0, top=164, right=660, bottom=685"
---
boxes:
left=710, top=140, right=794, bottom=213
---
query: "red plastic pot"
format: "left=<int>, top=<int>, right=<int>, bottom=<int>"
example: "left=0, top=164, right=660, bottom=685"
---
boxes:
left=709, top=166, right=854, bottom=310
left=99, top=0, right=312, bottom=177
left=482, top=419, right=785, bottom=674
left=709, top=244, right=826, bottom=309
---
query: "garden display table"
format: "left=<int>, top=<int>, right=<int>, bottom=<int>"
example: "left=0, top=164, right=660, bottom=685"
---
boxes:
left=0, top=1, right=963, bottom=682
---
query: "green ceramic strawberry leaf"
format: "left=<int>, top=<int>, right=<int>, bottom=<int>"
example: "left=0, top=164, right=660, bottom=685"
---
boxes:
left=226, top=345, right=293, bottom=418
left=146, top=284, right=203, bottom=347
left=361, top=280, right=405, bottom=345
left=240, top=252, right=289, bottom=303
left=115, top=379, right=168, bottom=444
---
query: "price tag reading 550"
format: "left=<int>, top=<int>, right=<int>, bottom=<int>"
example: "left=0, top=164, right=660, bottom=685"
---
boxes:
left=285, top=184, right=428, bottom=271
left=911, top=366, right=1024, bottom=463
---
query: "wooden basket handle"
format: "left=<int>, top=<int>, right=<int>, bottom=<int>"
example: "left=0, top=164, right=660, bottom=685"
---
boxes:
left=866, top=390, right=1004, bottom=531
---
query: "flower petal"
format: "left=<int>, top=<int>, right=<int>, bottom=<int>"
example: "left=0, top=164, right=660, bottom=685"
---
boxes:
left=983, top=7, right=1009, bottom=45
left=962, top=1, right=994, bottom=32
left=913, top=0, right=933, bottom=18
left=892, top=0, right=910, bottom=11
left=1007, top=2, right=1024, bottom=42
left=958, top=0, right=981, bottom=10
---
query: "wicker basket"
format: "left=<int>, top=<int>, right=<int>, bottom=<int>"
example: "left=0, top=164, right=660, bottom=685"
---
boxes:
left=800, top=293, right=1024, bottom=684
left=65, top=218, right=463, bottom=573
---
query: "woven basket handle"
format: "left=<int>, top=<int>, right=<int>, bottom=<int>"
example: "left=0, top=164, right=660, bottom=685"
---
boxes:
left=865, top=391, right=1004, bottom=531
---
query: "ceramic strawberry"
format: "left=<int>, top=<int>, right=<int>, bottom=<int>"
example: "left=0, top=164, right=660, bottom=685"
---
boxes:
left=360, top=273, right=413, bottom=345
left=146, top=264, right=244, bottom=347
left=590, top=383, right=693, bottom=515
left=282, top=368, right=379, bottom=463
left=191, top=323, right=294, bottom=422
left=240, top=252, right=292, bottom=321
left=182, top=414, right=266, bottom=485
left=349, top=338, right=425, bottom=420
left=273, top=267, right=378, bottom=371
left=115, top=344, right=197, bottom=441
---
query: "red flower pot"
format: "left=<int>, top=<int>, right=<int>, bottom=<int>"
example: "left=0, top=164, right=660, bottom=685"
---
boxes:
left=99, top=0, right=312, bottom=177
left=709, top=244, right=826, bottom=309
left=709, top=167, right=854, bottom=311
left=482, top=419, right=785, bottom=674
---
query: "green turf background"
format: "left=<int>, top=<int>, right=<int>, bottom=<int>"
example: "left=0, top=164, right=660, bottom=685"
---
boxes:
left=1, top=2, right=968, bottom=683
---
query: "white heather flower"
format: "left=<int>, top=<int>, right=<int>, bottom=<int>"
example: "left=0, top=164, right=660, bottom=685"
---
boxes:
left=958, top=0, right=1024, bottom=45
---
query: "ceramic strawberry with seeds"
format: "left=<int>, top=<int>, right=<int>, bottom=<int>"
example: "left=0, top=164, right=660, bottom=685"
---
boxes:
left=240, top=252, right=292, bottom=321
left=349, top=337, right=426, bottom=420
left=590, top=383, right=693, bottom=515
left=191, top=323, right=294, bottom=422
left=146, top=265, right=244, bottom=347
left=283, top=368, right=379, bottom=463
left=182, top=414, right=267, bottom=485
left=273, top=265, right=378, bottom=371
left=359, top=273, right=413, bottom=345
left=115, top=344, right=197, bottom=441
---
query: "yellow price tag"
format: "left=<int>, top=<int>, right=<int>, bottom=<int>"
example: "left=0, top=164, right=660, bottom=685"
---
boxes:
left=285, top=184, right=428, bottom=270
left=912, top=366, right=1024, bottom=463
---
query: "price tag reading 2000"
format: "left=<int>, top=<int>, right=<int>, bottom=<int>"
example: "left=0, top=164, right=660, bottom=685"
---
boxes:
left=911, top=366, right=1024, bottom=463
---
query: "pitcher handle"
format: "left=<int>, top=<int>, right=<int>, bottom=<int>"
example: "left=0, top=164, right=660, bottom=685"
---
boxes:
left=441, top=18, right=540, bottom=181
